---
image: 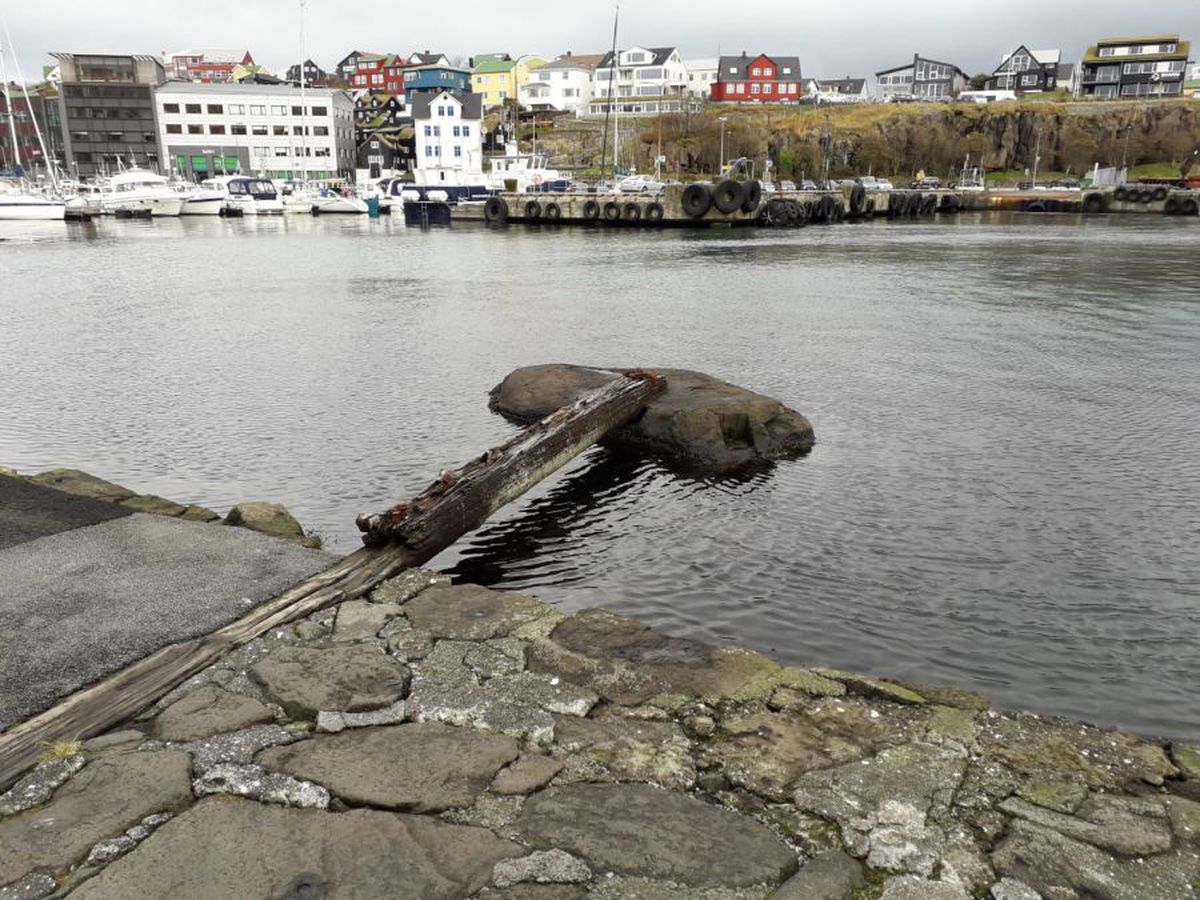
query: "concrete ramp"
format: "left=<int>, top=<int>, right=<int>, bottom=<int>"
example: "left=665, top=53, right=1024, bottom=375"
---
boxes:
left=0, top=478, right=335, bottom=730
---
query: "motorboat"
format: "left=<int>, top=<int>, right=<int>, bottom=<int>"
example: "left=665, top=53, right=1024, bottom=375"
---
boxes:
left=275, top=180, right=315, bottom=214
left=487, top=145, right=571, bottom=194
left=100, top=169, right=184, bottom=217
left=200, top=176, right=284, bottom=215
left=312, top=187, right=368, bottom=214
left=0, top=179, right=66, bottom=220
left=177, top=183, right=226, bottom=216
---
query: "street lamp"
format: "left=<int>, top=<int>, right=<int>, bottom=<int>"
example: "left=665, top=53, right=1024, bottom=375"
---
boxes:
left=718, top=116, right=728, bottom=174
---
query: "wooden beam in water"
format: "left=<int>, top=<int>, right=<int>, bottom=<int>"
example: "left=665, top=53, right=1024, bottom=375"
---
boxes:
left=0, top=373, right=663, bottom=790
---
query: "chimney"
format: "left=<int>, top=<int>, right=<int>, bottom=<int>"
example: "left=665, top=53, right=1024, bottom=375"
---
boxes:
left=741, top=50, right=747, bottom=58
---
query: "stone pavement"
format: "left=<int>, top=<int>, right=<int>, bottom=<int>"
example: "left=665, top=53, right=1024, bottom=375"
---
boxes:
left=0, top=471, right=335, bottom=730
left=1, top=574, right=1197, bottom=899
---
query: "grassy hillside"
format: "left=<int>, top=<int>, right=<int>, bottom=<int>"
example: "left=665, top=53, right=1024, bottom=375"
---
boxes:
left=533, top=100, right=1200, bottom=182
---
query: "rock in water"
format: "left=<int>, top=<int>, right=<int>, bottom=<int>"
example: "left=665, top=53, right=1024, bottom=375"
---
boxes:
left=224, top=501, right=317, bottom=546
left=489, top=365, right=814, bottom=471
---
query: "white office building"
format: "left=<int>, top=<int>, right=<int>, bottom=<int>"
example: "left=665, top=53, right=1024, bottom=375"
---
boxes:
left=155, top=82, right=355, bottom=181
left=587, top=46, right=696, bottom=116
left=683, top=58, right=719, bottom=98
left=520, top=55, right=594, bottom=113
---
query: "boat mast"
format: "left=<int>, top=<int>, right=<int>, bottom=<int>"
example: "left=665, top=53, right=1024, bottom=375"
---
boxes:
left=598, top=1, right=619, bottom=184
left=3, top=17, right=57, bottom=188
left=298, top=0, right=308, bottom=185
left=0, top=33, right=21, bottom=173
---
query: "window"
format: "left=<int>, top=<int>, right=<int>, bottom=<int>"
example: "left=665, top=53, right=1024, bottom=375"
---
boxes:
left=252, top=125, right=268, bottom=135
left=254, top=146, right=270, bottom=156
left=292, top=106, right=302, bottom=116
left=230, top=104, right=244, bottom=114
left=751, top=83, right=761, bottom=94
left=273, top=125, right=288, bottom=135
left=207, top=104, right=222, bottom=114
left=187, top=124, right=203, bottom=134
left=293, top=125, right=304, bottom=135
left=461, top=125, right=470, bottom=137
left=274, top=147, right=289, bottom=156
left=782, top=67, right=792, bottom=75
left=454, top=146, right=462, bottom=157
left=313, top=126, right=328, bottom=136
left=763, top=68, right=773, bottom=78
left=311, top=106, right=327, bottom=116
left=452, top=125, right=460, bottom=137
left=250, top=105, right=265, bottom=115
left=425, top=146, right=432, bottom=157
left=751, top=67, right=761, bottom=76
left=423, top=125, right=431, bottom=136
left=70, top=130, right=89, bottom=141
left=165, top=123, right=182, bottom=134
left=209, top=124, right=226, bottom=134
left=108, top=131, right=122, bottom=141
left=185, top=103, right=201, bottom=114
left=437, top=105, right=444, bottom=116
left=163, top=103, right=180, bottom=113
left=370, top=140, right=380, bottom=149
left=433, top=125, right=440, bottom=136
left=271, top=105, right=286, bottom=115
left=231, top=124, right=247, bottom=135
left=728, top=66, right=737, bottom=74
left=1022, top=74, right=1039, bottom=85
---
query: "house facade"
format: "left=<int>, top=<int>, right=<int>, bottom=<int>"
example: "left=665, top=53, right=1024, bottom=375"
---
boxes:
left=0, top=87, right=64, bottom=176
left=987, top=47, right=1061, bottom=93
left=683, top=58, right=719, bottom=98
left=519, top=55, right=594, bottom=113
left=1079, top=35, right=1189, bottom=99
left=336, top=51, right=370, bottom=84
left=403, top=54, right=472, bottom=97
left=285, top=60, right=332, bottom=87
left=164, top=49, right=254, bottom=84
left=354, top=93, right=412, bottom=179
left=410, top=89, right=483, bottom=178
left=876, top=54, right=966, bottom=99
left=711, top=53, right=803, bottom=103
left=155, top=82, right=355, bottom=181
left=53, top=52, right=165, bottom=178
left=807, top=77, right=869, bottom=102
left=587, top=47, right=692, bottom=116
left=471, top=54, right=537, bottom=108
left=350, top=54, right=409, bottom=94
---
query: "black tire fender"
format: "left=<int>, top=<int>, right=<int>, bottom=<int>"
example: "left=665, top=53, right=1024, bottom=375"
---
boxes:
left=1114, top=186, right=1129, bottom=202
left=712, top=179, right=745, bottom=214
left=623, top=202, right=642, bottom=222
left=483, top=196, right=509, bottom=224
left=583, top=199, right=601, bottom=221
left=1082, top=192, right=1105, bottom=214
left=603, top=201, right=621, bottom=221
left=645, top=202, right=664, bottom=222
left=1152, top=186, right=1168, bottom=202
left=1025, top=200, right=1046, bottom=212
left=849, top=183, right=867, bottom=214
left=1183, top=197, right=1200, bottom=216
left=680, top=183, right=712, bottom=218
left=523, top=199, right=542, bottom=219
left=741, top=180, right=763, bottom=213
left=544, top=201, right=562, bottom=220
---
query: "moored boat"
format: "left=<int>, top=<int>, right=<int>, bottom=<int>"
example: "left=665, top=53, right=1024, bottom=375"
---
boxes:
left=0, top=180, right=66, bottom=221
left=100, top=170, right=184, bottom=217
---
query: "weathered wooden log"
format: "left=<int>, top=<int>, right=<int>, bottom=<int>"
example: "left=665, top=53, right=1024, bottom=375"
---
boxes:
left=0, top=372, right=663, bottom=790
left=356, top=371, right=663, bottom=548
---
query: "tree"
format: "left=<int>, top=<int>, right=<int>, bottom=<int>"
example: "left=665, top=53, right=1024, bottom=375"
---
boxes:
left=968, top=72, right=991, bottom=91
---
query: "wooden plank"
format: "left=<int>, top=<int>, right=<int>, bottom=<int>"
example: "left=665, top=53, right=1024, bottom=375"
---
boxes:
left=0, top=373, right=663, bottom=790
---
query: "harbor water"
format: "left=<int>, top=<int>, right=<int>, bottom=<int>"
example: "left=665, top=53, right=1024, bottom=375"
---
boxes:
left=1, top=212, right=1197, bottom=740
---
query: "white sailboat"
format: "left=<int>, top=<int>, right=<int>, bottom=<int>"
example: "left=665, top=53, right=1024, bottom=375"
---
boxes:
left=0, top=23, right=65, bottom=220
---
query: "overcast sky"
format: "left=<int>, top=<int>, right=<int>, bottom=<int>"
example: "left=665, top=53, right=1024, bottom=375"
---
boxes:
left=5, top=1, right=1200, bottom=82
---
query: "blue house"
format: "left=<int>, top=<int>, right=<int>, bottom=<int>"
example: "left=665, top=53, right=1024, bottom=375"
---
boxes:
left=403, top=52, right=471, bottom=96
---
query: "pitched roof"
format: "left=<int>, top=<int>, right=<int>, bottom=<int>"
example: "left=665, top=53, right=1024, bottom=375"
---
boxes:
left=537, top=56, right=596, bottom=72
left=1056, top=62, right=1075, bottom=81
left=167, top=49, right=251, bottom=64
left=554, top=52, right=605, bottom=68
left=472, top=56, right=515, bottom=74
left=597, top=47, right=677, bottom=68
left=876, top=55, right=964, bottom=78
left=813, top=77, right=866, bottom=93
left=409, top=89, right=482, bottom=120
left=1082, top=38, right=1189, bottom=63
left=411, top=52, right=451, bottom=65
left=717, top=53, right=802, bottom=80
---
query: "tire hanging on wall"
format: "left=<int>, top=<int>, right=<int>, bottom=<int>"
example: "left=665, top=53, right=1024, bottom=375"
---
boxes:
left=920, top=194, right=938, bottom=216
left=681, top=183, right=712, bottom=218
left=623, top=202, right=642, bottom=222
left=483, top=196, right=509, bottom=224
left=524, top=199, right=542, bottom=219
left=849, top=183, right=867, bottom=215
left=888, top=191, right=904, bottom=218
left=1152, top=186, right=1168, bottom=202
left=1164, top=196, right=1180, bottom=216
left=1082, top=192, right=1105, bottom=214
left=1114, top=186, right=1129, bottom=202
left=583, top=199, right=601, bottom=221
left=712, top=179, right=745, bottom=214
left=905, top=192, right=921, bottom=217
left=741, top=180, right=763, bottom=213
left=1138, top=189, right=1155, bottom=204
left=1182, top=198, right=1200, bottom=216
left=1025, top=200, right=1046, bottom=213
left=603, top=201, right=621, bottom=221
left=645, top=202, right=664, bottom=223
left=544, top=202, right=562, bottom=220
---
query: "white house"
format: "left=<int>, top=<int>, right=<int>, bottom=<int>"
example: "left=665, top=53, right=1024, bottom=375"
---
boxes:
left=154, top=81, right=355, bottom=181
left=410, top=90, right=484, bottom=183
left=587, top=46, right=695, bottom=116
left=683, top=58, right=718, bottom=98
left=519, top=55, right=594, bottom=113
left=807, top=77, right=870, bottom=103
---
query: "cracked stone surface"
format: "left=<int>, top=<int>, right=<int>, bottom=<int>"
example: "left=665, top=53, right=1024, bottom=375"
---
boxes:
left=332, top=599, right=403, bottom=641
left=0, top=755, right=85, bottom=816
left=553, top=716, right=696, bottom=790
left=0, top=751, right=191, bottom=885
left=249, top=644, right=411, bottom=719
left=259, top=723, right=518, bottom=813
left=186, top=723, right=298, bottom=774
left=491, top=754, right=564, bottom=795
left=368, top=567, right=449, bottom=605
left=769, top=849, right=865, bottom=899
left=67, top=797, right=523, bottom=900
left=316, top=700, right=407, bottom=733
left=492, top=849, right=591, bottom=887
left=510, top=783, right=798, bottom=888
left=999, top=794, right=1173, bottom=856
left=151, top=686, right=274, bottom=742
left=0, top=872, right=56, bottom=899
left=192, top=763, right=329, bottom=808
left=404, top=584, right=555, bottom=641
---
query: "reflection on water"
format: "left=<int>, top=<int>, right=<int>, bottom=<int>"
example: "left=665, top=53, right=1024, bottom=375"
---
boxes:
left=1, top=212, right=1199, bottom=740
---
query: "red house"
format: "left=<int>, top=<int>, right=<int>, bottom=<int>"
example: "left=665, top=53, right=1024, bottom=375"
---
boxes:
left=164, top=49, right=254, bottom=83
left=712, top=52, right=803, bottom=103
left=350, top=53, right=410, bottom=95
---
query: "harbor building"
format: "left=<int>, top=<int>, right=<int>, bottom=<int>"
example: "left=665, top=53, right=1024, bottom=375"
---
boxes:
left=285, top=60, right=334, bottom=87
left=52, top=52, right=166, bottom=179
left=355, top=92, right=411, bottom=180
left=164, top=49, right=255, bottom=84
left=0, top=86, right=65, bottom=177
left=987, top=46, right=1062, bottom=94
left=683, top=58, right=719, bottom=98
left=875, top=53, right=967, bottom=99
left=1079, top=35, right=1189, bottom=99
left=403, top=53, right=472, bottom=98
left=410, top=89, right=484, bottom=184
left=711, top=52, right=803, bottom=103
left=518, top=53, right=595, bottom=113
left=154, top=82, right=355, bottom=181
left=349, top=53, right=409, bottom=94
left=471, top=53, right=542, bottom=109
left=587, top=47, right=695, bottom=116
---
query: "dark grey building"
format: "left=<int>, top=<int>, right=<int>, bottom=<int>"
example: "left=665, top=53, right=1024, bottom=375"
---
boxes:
left=52, top=53, right=165, bottom=179
left=876, top=54, right=967, bottom=99
left=987, top=46, right=1062, bottom=94
left=1079, top=35, right=1189, bottom=99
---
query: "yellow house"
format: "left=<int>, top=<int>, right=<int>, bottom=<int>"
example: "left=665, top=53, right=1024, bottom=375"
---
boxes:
left=470, top=53, right=543, bottom=108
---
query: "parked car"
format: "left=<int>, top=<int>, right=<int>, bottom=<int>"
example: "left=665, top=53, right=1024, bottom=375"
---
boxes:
left=911, top=176, right=942, bottom=190
left=1047, top=178, right=1082, bottom=191
left=800, top=179, right=818, bottom=191
left=779, top=180, right=797, bottom=191
left=857, top=176, right=894, bottom=192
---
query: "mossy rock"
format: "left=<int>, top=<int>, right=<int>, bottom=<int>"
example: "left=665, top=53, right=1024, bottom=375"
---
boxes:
left=29, top=468, right=135, bottom=502
left=925, top=704, right=979, bottom=744
left=1172, top=743, right=1200, bottom=781
left=1016, top=779, right=1088, bottom=814
left=813, top=668, right=926, bottom=705
left=180, top=504, right=221, bottom=523
left=120, top=495, right=188, bottom=517
left=225, top=501, right=317, bottom=547
left=0, top=465, right=21, bottom=479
